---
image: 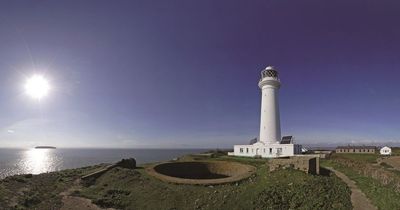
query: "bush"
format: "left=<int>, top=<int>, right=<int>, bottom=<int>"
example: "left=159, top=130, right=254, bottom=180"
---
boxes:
left=94, top=189, right=130, bottom=209
left=22, top=192, right=41, bottom=207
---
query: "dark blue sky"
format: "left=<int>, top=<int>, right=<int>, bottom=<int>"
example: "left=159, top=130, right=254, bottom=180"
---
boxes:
left=0, top=0, right=399, bottom=148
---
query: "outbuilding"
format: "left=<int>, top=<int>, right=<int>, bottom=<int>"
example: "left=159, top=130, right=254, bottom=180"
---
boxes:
left=380, top=146, right=392, bottom=155
left=336, top=146, right=376, bottom=154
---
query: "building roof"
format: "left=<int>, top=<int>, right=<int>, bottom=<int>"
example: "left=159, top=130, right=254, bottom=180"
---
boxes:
left=281, top=136, right=293, bottom=144
left=336, top=145, right=376, bottom=149
left=249, top=138, right=257, bottom=145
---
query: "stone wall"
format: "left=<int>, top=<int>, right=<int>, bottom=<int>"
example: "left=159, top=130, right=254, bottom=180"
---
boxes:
left=269, top=156, right=320, bottom=175
left=81, top=158, right=136, bottom=182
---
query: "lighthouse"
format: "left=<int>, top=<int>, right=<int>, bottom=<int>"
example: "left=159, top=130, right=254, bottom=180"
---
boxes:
left=229, top=65, right=301, bottom=158
left=259, top=66, right=281, bottom=144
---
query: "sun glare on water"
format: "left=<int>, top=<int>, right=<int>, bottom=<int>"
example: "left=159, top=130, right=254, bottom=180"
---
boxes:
left=20, top=149, right=59, bottom=174
left=25, top=74, right=50, bottom=100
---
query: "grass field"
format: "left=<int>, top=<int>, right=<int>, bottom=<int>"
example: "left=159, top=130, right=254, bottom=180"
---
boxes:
left=392, top=147, right=400, bottom=156
left=0, top=155, right=353, bottom=210
left=78, top=156, right=351, bottom=210
left=332, top=153, right=379, bottom=163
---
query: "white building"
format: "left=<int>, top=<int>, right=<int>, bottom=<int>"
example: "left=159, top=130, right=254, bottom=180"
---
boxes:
left=380, top=146, right=392, bottom=155
left=229, top=66, right=302, bottom=158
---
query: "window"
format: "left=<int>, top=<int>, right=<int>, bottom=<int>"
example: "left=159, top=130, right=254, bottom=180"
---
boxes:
left=246, top=148, right=249, bottom=153
left=269, top=148, right=272, bottom=154
left=263, top=148, right=266, bottom=153
left=277, top=148, right=282, bottom=155
left=240, top=148, right=243, bottom=153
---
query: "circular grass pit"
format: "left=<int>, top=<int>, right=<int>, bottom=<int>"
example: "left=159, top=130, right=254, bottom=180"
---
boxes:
left=146, top=161, right=256, bottom=185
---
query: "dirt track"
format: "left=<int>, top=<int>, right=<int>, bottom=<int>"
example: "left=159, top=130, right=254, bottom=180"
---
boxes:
left=61, top=196, right=106, bottom=210
left=326, top=167, right=377, bottom=210
left=60, top=179, right=114, bottom=210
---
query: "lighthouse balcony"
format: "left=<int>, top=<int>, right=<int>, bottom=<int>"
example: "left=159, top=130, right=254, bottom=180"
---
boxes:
left=258, top=78, right=281, bottom=88
left=259, top=77, right=280, bottom=82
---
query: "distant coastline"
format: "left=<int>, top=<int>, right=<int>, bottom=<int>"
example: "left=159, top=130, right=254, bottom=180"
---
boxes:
left=34, top=146, right=57, bottom=149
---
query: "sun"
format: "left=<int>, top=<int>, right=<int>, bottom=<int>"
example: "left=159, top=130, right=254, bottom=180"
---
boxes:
left=25, top=75, right=50, bottom=100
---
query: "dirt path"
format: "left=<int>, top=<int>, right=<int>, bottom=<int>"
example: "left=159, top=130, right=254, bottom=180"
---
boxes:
left=61, top=195, right=106, bottom=210
left=60, top=179, right=114, bottom=210
left=326, top=167, right=377, bottom=210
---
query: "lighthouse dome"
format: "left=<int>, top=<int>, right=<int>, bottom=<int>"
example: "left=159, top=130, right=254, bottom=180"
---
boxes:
left=265, top=66, right=275, bottom=71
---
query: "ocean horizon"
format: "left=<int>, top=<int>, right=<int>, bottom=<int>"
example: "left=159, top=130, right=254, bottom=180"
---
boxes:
left=0, top=148, right=209, bottom=179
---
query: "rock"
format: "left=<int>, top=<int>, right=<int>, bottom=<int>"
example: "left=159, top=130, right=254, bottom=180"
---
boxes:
left=115, top=158, right=136, bottom=169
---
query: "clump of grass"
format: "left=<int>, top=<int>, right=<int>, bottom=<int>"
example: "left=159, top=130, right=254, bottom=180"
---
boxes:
left=21, top=191, right=41, bottom=207
left=253, top=168, right=351, bottom=210
left=380, top=162, right=393, bottom=169
left=94, top=189, right=131, bottom=209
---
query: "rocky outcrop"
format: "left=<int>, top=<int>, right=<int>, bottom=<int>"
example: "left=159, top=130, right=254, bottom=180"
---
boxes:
left=115, top=158, right=136, bottom=169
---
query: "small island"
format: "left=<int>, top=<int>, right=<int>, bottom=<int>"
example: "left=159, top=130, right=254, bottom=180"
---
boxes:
left=34, top=146, right=56, bottom=149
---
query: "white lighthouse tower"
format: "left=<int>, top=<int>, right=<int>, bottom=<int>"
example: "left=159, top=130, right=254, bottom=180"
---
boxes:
left=259, top=66, right=281, bottom=144
left=229, top=66, right=301, bottom=158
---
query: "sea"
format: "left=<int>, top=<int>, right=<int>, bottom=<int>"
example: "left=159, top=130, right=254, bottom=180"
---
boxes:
left=0, top=148, right=208, bottom=179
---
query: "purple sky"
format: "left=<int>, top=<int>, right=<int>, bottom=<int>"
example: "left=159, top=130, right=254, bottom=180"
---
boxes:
left=0, top=0, right=399, bottom=148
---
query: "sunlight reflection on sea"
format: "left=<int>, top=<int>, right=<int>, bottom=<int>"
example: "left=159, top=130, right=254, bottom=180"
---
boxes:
left=18, top=149, right=62, bottom=175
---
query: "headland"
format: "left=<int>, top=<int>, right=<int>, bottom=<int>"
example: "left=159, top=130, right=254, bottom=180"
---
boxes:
left=0, top=150, right=356, bottom=210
